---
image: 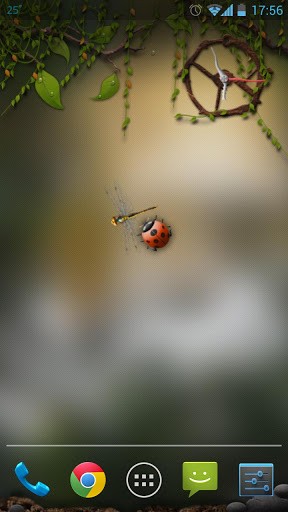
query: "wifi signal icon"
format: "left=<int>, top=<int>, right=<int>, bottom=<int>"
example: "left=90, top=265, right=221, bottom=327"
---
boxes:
left=208, top=3, right=222, bottom=15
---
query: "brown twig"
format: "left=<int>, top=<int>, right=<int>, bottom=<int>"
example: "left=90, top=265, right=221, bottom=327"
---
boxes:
left=23, top=50, right=41, bottom=64
left=8, top=20, right=149, bottom=58
left=66, top=25, right=82, bottom=35
left=62, top=23, right=149, bottom=56
left=105, top=56, right=120, bottom=72
left=215, top=86, right=221, bottom=111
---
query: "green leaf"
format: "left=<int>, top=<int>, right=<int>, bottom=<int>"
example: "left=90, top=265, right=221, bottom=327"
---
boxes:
left=123, top=87, right=129, bottom=97
left=175, top=113, right=183, bottom=119
left=209, top=114, right=215, bottom=122
left=178, top=17, right=192, bottom=35
left=257, top=118, right=263, bottom=126
left=127, top=66, right=133, bottom=76
left=171, top=88, right=180, bottom=100
left=165, top=14, right=192, bottom=35
left=92, top=72, right=120, bottom=101
left=35, top=70, right=64, bottom=110
left=247, top=62, right=255, bottom=74
left=93, top=25, right=117, bottom=44
left=220, top=110, right=228, bottom=116
left=165, top=13, right=179, bottom=31
left=241, top=112, right=249, bottom=119
left=249, top=103, right=255, bottom=112
left=122, top=116, right=131, bottom=130
left=200, top=24, right=209, bottom=35
left=190, top=117, right=197, bottom=123
left=181, top=68, right=189, bottom=80
left=49, top=37, right=70, bottom=63
left=166, top=13, right=178, bottom=21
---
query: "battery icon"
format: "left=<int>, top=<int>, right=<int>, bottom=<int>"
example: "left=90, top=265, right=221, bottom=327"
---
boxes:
left=237, top=3, right=246, bottom=16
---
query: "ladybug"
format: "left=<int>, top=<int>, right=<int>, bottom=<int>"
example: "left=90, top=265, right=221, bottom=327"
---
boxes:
left=141, top=217, right=171, bottom=251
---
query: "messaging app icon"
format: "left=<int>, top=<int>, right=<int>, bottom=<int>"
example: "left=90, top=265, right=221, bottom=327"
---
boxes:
left=183, top=461, right=218, bottom=497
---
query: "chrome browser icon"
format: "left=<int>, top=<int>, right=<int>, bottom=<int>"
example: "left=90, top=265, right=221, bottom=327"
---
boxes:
left=70, top=462, right=106, bottom=498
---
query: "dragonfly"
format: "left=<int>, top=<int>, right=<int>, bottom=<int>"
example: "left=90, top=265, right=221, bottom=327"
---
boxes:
left=211, top=47, right=265, bottom=101
left=106, top=183, right=157, bottom=250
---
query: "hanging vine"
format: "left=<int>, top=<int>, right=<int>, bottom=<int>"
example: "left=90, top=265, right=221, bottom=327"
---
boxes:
left=165, top=0, right=192, bottom=104
left=0, top=0, right=287, bottom=151
left=0, top=0, right=159, bottom=129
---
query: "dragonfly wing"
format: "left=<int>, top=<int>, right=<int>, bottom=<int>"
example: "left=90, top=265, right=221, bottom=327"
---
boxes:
left=106, top=182, right=139, bottom=251
left=105, top=186, right=124, bottom=215
left=123, top=217, right=138, bottom=250
left=114, top=182, right=134, bottom=216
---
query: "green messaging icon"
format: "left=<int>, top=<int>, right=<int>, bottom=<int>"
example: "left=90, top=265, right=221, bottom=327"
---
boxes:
left=182, top=462, right=218, bottom=497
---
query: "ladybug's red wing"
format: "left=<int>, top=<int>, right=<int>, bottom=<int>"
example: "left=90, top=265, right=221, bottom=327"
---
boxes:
left=141, top=219, right=171, bottom=250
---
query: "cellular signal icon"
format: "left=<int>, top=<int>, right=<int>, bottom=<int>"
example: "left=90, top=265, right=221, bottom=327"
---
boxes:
left=207, top=4, right=222, bottom=15
left=221, top=4, right=234, bottom=16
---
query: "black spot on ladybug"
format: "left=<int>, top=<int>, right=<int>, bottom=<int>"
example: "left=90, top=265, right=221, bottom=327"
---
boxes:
left=151, top=228, right=157, bottom=236
left=154, top=239, right=159, bottom=243
left=162, top=225, right=165, bottom=228
left=142, top=220, right=155, bottom=233
left=161, top=232, right=165, bottom=238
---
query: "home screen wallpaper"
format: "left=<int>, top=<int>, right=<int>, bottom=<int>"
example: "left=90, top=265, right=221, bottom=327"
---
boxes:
left=0, top=0, right=288, bottom=511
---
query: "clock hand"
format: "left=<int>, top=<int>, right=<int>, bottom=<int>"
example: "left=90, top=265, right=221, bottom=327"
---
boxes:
left=211, top=47, right=265, bottom=101
left=211, top=47, right=229, bottom=100
left=228, top=77, right=266, bottom=83
left=210, top=47, right=226, bottom=80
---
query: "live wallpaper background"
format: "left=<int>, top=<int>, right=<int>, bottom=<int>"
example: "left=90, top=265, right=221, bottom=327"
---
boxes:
left=0, top=0, right=288, bottom=508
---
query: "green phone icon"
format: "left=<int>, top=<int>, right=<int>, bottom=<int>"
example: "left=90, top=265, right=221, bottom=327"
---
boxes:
left=183, top=461, right=218, bottom=497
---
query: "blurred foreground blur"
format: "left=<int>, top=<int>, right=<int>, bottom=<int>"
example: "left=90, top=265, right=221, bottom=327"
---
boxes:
left=0, top=25, right=287, bottom=457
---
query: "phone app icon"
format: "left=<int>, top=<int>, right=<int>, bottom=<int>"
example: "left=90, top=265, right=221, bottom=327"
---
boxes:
left=183, top=461, right=218, bottom=497
left=14, top=462, right=50, bottom=497
left=70, top=462, right=106, bottom=498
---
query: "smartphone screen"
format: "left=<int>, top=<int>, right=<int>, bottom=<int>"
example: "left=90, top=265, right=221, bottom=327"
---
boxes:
left=1, top=0, right=287, bottom=511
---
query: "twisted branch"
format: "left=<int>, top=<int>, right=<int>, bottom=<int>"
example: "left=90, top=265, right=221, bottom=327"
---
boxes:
left=178, top=35, right=272, bottom=117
